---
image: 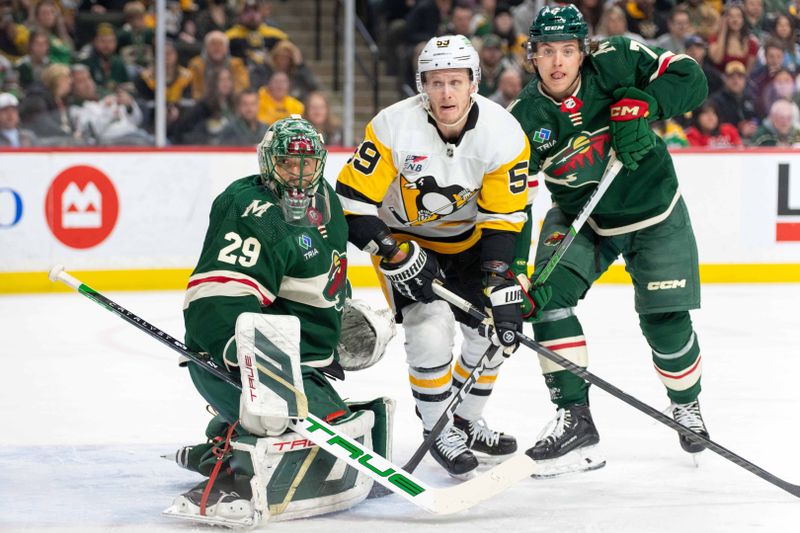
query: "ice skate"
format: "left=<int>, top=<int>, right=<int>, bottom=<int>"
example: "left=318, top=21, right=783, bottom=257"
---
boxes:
left=163, top=445, right=194, bottom=470
left=426, top=425, right=479, bottom=480
left=671, top=400, right=709, bottom=455
left=163, top=472, right=256, bottom=527
left=453, top=415, right=517, bottom=461
left=526, top=403, right=606, bottom=478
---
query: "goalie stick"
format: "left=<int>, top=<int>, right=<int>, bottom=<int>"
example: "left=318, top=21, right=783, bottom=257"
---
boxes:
left=370, top=154, right=626, bottom=499
left=48, top=265, right=541, bottom=515
left=432, top=282, right=800, bottom=499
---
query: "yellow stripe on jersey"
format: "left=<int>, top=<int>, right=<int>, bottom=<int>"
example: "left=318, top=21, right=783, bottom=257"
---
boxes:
left=476, top=137, right=531, bottom=234
left=392, top=229, right=483, bottom=255
left=336, top=121, right=398, bottom=206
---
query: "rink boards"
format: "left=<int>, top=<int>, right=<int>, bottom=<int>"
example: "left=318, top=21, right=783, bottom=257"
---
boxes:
left=0, top=147, right=799, bottom=293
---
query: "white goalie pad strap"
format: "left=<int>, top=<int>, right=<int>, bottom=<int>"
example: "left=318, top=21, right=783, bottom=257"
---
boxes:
left=337, top=299, right=397, bottom=371
left=231, top=410, right=377, bottom=522
left=235, top=313, right=308, bottom=436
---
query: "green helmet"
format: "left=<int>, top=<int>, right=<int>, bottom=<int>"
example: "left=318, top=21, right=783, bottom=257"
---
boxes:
left=528, top=5, right=588, bottom=49
left=257, top=115, right=330, bottom=226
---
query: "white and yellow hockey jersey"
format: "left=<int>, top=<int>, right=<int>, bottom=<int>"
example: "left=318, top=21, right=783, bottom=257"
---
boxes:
left=336, top=93, right=535, bottom=254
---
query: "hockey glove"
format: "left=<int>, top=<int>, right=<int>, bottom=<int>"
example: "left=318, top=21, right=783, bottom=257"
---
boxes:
left=379, top=240, right=444, bottom=303
left=609, top=87, right=659, bottom=171
left=483, top=262, right=524, bottom=355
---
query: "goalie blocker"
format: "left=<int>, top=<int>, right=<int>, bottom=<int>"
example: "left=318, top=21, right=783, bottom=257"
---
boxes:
left=164, top=312, right=394, bottom=527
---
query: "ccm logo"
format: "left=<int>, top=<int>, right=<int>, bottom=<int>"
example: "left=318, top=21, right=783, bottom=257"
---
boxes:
left=647, top=279, right=686, bottom=290
left=610, top=105, right=642, bottom=118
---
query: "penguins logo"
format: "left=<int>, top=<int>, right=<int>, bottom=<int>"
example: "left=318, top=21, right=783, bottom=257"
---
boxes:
left=389, top=174, right=477, bottom=226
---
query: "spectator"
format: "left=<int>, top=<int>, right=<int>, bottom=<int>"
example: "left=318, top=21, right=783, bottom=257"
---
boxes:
left=28, top=0, right=73, bottom=64
left=173, top=65, right=236, bottom=144
left=116, top=0, right=154, bottom=78
left=595, top=5, right=645, bottom=41
left=486, top=3, right=527, bottom=63
left=194, top=0, right=234, bottom=39
left=478, top=33, right=505, bottom=96
left=742, top=0, right=767, bottom=40
left=303, top=89, right=342, bottom=146
left=652, top=118, right=690, bottom=148
left=760, top=67, right=796, bottom=120
left=18, top=63, right=82, bottom=144
left=215, top=88, right=267, bottom=145
left=15, top=28, right=50, bottom=92
left=80, top=22, right=132, bottom=96
left=488, top=66, right=522, bottom=107
left=0, top=53, right=17, bottom=95
left=249, top=39, right=319, bottom=100
left=257, top=70, right=303, bottom=124
left=685, top=100, right=743, bottom=147
left=225, top=0, right=287, bottom=66
left=758, top=13, right=800, bottom=74
left=680, top=0, right=720, bottom=41
left=711, top=60, right=759, bottom=140
left=653, top=6, right=694, bottom=53
left=572, top=0, right=605, bottom=37
left=707, top=2, right=759, bottom=74
left=188, top=30, right=249, bottom=100
left=0, top=91, right=37, bottom=146
left=447, top=2, right=474, bottom=40
left=623, top=0, right=666, bottom=42
left=404, top=0, right=452, bottom=48
left=750, top=98, right=800, bottom=146
left=685, top=35, right=723, bottom=95
left=134, top=39, right=192, bottom=131
left=1, top=2, right=28, bottom=61
left=750, top=38, right=786, bottom=116
left=69, top=65, right=152, bottom=145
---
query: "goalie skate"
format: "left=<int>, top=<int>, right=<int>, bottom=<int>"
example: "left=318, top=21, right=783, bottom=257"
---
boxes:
left=525, top=404, right=606, bottom=478
left=163, top=473, right=257, bottom=528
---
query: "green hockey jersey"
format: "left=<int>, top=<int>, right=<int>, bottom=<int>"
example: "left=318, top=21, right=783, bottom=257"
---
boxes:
left=509, top=36, right=707, bottom=235
left=183, top=175, right=349, bottom=367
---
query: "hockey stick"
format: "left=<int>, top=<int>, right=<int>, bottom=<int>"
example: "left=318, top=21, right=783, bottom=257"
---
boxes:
left=370, top=155, right=626, bottom=498
left=49, top=265, right=541, bottom=514
left=432, top=282, right=800, bottom=499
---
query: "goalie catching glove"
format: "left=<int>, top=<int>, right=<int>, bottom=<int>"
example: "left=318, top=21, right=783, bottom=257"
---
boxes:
left=337, top=299, right=396, bottom=371
left=379, top=240, right=444, bottom=303
left=609, top=87, right=659, bottom=171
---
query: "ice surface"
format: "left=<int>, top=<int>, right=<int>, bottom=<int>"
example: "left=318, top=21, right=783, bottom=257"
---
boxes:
left=1, top=284, right=799, bottom=532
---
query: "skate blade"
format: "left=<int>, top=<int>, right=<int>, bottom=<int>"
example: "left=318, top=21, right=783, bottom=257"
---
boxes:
left=475, top=451, right=515, bottom=466
left=531, top=445, right=606, bottom=479
left=162, top=505, right=259, bottom=528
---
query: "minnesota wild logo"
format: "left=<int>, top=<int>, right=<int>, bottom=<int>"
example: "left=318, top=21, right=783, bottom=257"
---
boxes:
left=544, top=231, right=566, bottom=246
left=543, top=128, right=610, bottom=188
left=323, top=250, right=348, bottom=311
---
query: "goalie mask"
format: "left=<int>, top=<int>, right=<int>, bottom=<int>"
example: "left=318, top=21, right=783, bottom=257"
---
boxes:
left=257, top=115, right=330, bottom=226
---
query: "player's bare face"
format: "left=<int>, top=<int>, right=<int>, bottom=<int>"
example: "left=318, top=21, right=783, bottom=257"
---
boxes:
left=276, top=156, right=320, bottom=190
left=534, top=41, right=583, bottom=101
left=424, top=69, right=474, bottom=127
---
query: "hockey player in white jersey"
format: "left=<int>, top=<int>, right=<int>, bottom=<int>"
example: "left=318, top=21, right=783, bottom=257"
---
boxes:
left=336, top=35, right=550, bottom=478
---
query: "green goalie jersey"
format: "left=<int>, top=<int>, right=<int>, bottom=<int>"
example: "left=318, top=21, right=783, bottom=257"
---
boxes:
left=509, top=36, right=707, bottom=234
left=183, top=175, right=349, bottom=368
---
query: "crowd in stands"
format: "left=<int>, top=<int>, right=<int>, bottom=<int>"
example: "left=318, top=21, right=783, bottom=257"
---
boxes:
left=0, top=0, right=342, bottom=146
left=3, top=0, right=800, bottom=147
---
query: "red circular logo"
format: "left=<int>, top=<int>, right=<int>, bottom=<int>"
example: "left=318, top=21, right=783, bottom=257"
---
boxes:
left=45, top=165, right=119, bottom=249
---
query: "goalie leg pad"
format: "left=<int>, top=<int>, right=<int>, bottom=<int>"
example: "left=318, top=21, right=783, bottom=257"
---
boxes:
left=236, top=313, right=308, bottom=436
left=232, top=401, right=392, bottom=522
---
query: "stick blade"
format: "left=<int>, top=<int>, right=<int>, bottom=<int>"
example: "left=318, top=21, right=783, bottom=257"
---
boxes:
left=428, top=454, right=538, bottom=514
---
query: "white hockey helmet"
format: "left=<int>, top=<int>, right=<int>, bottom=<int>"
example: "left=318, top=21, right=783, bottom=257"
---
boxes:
left=415, top=34, right=481, bottom=95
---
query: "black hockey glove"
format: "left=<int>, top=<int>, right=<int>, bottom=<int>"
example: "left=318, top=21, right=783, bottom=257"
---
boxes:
left=379, top=240, right=444, bottom=303
left=609, top=86, right=659, bottom=171
left=483, top=262, right=523, bottom=355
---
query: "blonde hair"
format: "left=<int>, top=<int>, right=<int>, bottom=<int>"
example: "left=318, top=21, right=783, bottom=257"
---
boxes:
left=41, top=63, right=71, bottom=93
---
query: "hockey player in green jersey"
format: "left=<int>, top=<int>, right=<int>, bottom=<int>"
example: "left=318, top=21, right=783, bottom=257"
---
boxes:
left=163, top=116, right=395, bottom=527
left=508, top=5, right=710, bottom=476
